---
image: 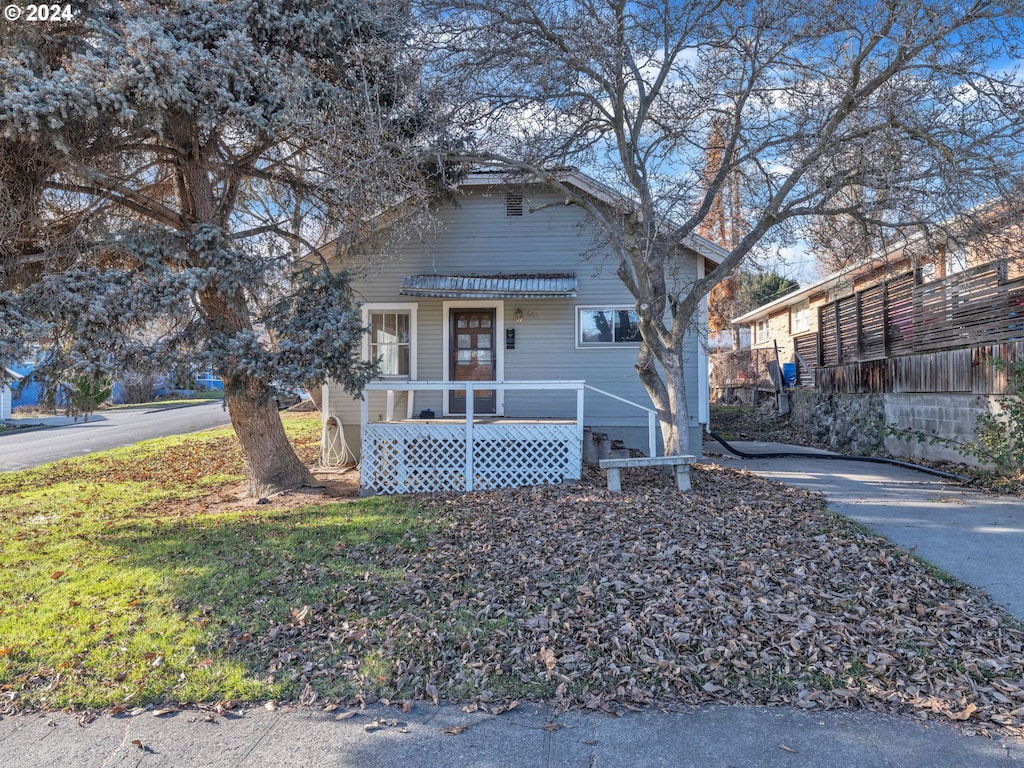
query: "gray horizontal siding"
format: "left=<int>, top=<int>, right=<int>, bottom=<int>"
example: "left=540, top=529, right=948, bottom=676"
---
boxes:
left=325, top=186, right=702, bottom=439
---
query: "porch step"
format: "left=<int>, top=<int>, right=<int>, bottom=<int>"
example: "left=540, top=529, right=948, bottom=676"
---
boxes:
left=599, top=455, right=696, bottom=493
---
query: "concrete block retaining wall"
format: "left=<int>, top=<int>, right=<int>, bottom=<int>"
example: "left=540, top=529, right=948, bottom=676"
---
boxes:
left=883, top=393, right=994, bottom=467
left=789, top=390, right=997, bottom=468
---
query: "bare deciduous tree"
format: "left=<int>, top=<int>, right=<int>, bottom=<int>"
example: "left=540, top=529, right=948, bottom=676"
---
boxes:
left=425, top=0, right=1024, bottom=454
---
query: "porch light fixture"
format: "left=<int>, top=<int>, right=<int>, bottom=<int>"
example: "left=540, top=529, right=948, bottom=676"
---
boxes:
left=515, top=307, right=524, bottom=323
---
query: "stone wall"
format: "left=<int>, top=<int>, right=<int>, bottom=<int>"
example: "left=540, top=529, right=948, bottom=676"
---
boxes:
left=789, top=389, right=995, bottom=467
left=788, top=390, right=886, bottom=455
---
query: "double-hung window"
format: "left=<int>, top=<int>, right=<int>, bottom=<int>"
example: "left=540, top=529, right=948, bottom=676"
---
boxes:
left=363, top=305, right=417, bottom=378
left=791, top=302, right=811, bottom=334
left=755, top=318, right=770, bottom=344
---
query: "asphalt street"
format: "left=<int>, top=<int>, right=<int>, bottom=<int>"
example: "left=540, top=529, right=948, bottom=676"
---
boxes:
left=0, top=401, right=234, bottom=471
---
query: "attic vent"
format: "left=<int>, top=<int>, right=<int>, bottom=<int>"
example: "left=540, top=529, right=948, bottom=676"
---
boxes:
left=505, top=193, right=524, bottom=216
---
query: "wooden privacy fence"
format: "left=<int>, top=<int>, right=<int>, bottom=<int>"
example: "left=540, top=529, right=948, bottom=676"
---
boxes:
left=813, top=260, right=1024, bottom=394
left=816, top=341, right=1024, bottom=394
left=819, top=262, right=1024, bottom=366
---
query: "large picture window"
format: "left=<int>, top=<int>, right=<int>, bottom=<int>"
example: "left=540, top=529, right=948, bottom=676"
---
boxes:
left=577, top=307, right=641, bottom=347
left=363, top=305, right=417, bottom=378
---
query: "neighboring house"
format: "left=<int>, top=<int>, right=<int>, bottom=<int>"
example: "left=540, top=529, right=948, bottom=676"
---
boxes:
left=1, top=368, right=21, bottom=420
left=8, top=358, right=42, bottom=408
left=707, top=327, right=751, bottom=351
left=319, top=170, right=726, bottom=493
left=728, top=209, right=1024, bottom=464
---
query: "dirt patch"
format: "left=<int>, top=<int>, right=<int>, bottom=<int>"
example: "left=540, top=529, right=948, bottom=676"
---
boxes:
left=156, top=465, right=363, bottom=517
left=708, top=403, right=822, bottom=446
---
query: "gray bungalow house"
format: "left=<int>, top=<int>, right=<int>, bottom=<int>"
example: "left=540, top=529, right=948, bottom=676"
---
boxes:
left=320, top=171, right=726, bottom=493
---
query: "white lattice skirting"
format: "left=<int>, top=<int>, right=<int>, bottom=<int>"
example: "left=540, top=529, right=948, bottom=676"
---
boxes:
left=361, top=422, right=582, bottom=494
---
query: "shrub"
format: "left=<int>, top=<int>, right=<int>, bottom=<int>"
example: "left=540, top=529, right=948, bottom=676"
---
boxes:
left=963, top=360, right=1024, bottom=476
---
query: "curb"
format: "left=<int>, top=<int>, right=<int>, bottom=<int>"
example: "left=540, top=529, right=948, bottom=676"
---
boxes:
left=0, top=423, right=59, bottom=437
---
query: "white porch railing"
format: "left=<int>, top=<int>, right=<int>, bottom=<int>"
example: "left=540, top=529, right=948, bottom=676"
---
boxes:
left=583, top=384, right=658, bottom=459
left=360, top=381, right=585, bottom=494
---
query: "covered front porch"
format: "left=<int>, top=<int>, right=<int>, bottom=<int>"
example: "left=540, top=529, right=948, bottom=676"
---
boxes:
left=357, top=380, right=657, bottom=494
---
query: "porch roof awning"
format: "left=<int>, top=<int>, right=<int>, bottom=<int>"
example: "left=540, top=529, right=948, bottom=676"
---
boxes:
left=399, top=273, right=578, bottom=299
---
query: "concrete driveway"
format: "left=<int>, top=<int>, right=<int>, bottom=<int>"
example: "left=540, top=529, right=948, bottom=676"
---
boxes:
left=706, top=441, right=1024, bottom=622
left=0, top=401, right=234, bottom=471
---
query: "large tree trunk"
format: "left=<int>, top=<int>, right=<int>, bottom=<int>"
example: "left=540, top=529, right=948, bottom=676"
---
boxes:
left=636, top=342, right=692, bottom=456
left=226, top=388, right=315, bottom=498
left=196, top=279, right=315, bottom=499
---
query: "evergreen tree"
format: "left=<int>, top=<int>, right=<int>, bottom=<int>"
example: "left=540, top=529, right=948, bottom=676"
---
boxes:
left=0, top=1, right=438, bottom=496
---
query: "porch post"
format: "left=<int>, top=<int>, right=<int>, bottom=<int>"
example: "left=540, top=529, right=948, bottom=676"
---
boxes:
left=576, top=386, right=585, bottom=447
left=464, top=383, right=474, bottom=491
left=360, top=391, right=371, bottom=490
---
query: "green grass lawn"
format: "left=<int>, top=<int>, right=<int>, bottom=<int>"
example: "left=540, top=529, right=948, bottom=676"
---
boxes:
left=100, top=390, right=226, bottom=411
left=6, top=412, right=1024, bottom=731
left=0, top=414, right=429, bottom=710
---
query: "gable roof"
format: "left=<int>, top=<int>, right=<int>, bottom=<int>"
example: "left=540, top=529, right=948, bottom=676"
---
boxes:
left=313, top=167, right=731, bottom=274
left=458, top=169, right=730, bottom=267
left=731, top=236, right=921, bottom=325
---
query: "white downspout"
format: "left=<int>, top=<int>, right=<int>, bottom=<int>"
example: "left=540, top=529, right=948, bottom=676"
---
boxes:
left=697, top=260, right=710, bottom=431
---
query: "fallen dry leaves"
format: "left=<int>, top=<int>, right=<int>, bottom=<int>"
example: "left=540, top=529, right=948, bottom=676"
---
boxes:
left=239, top=463, right=1024, bottom=737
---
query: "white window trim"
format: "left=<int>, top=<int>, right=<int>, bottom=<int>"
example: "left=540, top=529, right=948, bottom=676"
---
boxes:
left=791, top=301, right=811, bottom=334
left=361, top=303, right=418, bottom=381
left=754, top=318, right=770, bottom=344
left=575, top=305, right=642, bottom=349
left=442, top=299, right=505, bottom=416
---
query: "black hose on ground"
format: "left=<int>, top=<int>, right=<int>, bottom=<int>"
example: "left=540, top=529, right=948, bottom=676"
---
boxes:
left=705, top=429, right=976, bottom=485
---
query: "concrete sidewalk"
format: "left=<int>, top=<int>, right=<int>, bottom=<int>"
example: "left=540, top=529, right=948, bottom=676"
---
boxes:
left=707, top=441, right=1024, bottom=621
left=2, top=700, right=1023, bottom=768
left=3, top=443, right=1024, bottom=766
left=3, top=412, right=81, bottom=429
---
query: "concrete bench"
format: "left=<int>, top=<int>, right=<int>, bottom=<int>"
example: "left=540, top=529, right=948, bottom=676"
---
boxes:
left=599, top=455, right=696, bottom=492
